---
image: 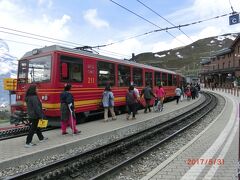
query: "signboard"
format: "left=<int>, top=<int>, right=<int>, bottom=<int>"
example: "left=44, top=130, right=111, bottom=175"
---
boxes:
left=229, top=14, right=239, bottom=25
left=3, top=78, right=17, bottom=91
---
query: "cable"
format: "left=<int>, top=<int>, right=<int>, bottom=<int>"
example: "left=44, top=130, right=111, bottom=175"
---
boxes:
left=0, top=26, right=84, bottom=47
left=228, top=0, right=236, bottom=14
left=136, top=0, right=193, bottom=43
left=1, top=38, right=42, bottom=47
left=92, top=11, right=239, bottom=48
left=109, top=0, right=186, bottom=45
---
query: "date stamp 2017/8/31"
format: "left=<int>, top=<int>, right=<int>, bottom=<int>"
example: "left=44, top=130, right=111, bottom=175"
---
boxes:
left=186, top=159, right=224, bottom=166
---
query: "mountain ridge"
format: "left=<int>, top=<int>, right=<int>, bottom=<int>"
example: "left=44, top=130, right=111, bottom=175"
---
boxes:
left=134, top=33, right=239, bottom=74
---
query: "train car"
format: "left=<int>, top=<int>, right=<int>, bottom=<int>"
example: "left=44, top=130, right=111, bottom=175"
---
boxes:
left=10, top=45, right=184, bottom=126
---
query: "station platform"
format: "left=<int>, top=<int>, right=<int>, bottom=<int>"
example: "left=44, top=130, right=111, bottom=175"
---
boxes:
left=141, top=89, right=239, bottom=180
left=0, top=95, right=203, bottom=172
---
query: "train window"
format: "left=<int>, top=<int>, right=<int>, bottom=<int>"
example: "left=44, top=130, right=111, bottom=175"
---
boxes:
left=28, top=55, right=52, bottom=83
left=97, top=61, right=115, bottom=87
left=154, top=72, right=161, bottom=86
left=168, top=74, right=173, bottom=86
left=145, top=72, right=153, bottom=86
left=133, top=68, right=143, bottom=86
left=162, top=73, right=167, bottom=86
left=18, top=60, right=28, bottom=83
left=60, top=56, right=83, bottom=83
left=118, top=64, right=130, bottom=87
left=173, top=75, right=177, bottom=86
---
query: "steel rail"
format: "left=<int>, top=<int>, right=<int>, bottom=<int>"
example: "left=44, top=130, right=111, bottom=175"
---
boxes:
left=5, top=92, right=216, bottom=180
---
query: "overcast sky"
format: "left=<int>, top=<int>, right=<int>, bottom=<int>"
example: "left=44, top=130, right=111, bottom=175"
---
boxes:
left=0, top=0, right=240, bottom=59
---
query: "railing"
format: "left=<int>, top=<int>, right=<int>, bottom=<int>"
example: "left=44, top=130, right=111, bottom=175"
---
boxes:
left=204, top=86, right=240, bottom=97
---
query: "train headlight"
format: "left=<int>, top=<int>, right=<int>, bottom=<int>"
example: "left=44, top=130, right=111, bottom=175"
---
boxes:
left=41, top=95, right=48, bottom=101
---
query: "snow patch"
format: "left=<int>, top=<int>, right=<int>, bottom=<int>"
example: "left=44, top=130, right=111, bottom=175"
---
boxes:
left=154, top=54, right=166, bottom=58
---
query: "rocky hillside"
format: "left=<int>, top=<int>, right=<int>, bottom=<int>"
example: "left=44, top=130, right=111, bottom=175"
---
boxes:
left=134, top=33, right=239, bottom=75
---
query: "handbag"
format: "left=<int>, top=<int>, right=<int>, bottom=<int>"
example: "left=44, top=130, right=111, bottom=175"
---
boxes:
left=38, top=119, right=48, bottom=128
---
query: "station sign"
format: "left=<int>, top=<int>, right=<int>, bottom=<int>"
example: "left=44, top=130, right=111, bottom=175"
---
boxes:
left=229, top=14, right=239, bottom=25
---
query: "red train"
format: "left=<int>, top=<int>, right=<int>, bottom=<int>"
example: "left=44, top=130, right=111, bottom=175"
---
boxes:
left=11, top=45, right=184, bottom=126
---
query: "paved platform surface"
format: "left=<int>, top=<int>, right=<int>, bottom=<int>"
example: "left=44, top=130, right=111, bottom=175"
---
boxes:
left=141, top=90, right=239, bottom=180
left=0, top=96, right=202, bottom=170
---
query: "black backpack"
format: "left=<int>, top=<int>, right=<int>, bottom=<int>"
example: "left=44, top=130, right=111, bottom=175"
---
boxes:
left=126, top=91, right=136, bottom=105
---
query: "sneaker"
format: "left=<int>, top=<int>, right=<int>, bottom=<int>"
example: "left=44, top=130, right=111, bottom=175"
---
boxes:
left=39, top=137, right=48, bottom=142
left=132, top=117, right=136, bottom=120
left=112, top=117, right=117, bottom=120
left=62, top=132, right=68, bottom=135
left=25, top=143, right=36, bottom=148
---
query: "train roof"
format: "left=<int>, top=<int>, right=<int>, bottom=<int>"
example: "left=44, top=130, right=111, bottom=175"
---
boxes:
left=22, top=45, right=177, bottom=75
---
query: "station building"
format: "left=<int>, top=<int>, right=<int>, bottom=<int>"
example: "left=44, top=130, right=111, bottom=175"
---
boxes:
left=200, top=35, right=240, bottom=88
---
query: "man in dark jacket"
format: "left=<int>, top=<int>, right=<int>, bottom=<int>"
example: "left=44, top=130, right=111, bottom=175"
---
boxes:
left=60, top=84, right=80, bottom=135
left=141, top=82, right=155, bottom=113
left=25, top=85, right=47, bottom=148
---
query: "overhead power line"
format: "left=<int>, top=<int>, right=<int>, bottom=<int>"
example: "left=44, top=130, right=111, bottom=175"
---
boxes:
left=109, top=0, right=186, bottom=45
left=93, top=11, right=239, bottom=48
left=136, top=0, right=194, bottom=43
left=0, top=27, right=130, bottom=58
left=0, top=26, right=84, bottom=47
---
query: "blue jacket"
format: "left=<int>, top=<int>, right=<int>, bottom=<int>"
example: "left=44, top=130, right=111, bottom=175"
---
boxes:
left=102, top=91, right=114, bottom=107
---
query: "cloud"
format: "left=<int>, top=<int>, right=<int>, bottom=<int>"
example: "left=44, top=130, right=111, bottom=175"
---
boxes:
left=38, top=0, right=53, bottom=8
left=101, top=38, right=142, bottom=59
left=0, top=0, right=71, bottom=58
left=83, top=9, right=109, bottom=29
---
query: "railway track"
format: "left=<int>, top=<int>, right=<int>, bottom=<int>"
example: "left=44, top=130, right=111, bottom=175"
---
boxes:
left=5, top=92, right=217, bottom=180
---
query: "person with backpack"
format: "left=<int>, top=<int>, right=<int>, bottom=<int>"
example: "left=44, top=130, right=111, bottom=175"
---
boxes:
left=126, top=85, right=137, bottom=120
left=25, top=85, right=48, bottom=147
left=141, top=82, right=155, bottom=113
left=102, top=85, right=117, bottom=122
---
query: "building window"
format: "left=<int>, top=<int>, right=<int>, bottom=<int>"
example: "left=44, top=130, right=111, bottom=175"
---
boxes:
left=118, top=64, right=130, bottom=87
left=218, top=64, right=219, bottom=69
left=238, top=46, right=240, bottom=53
left=239, top=59, right=240, bottom=66
left=223, top=62, right=225, bottom=69
left=213, top=65, right=215, bottom=70
left=97, top=61, right=115, bottom=87
left=228, top=53, right=231, bottom=58
left=133, top=67, right=143, bottom=86
left=228, top=61, right=231, bottom=68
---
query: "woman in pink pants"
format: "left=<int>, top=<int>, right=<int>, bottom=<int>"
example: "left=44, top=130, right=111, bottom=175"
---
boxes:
left=60, top=84, right=80, bottom=135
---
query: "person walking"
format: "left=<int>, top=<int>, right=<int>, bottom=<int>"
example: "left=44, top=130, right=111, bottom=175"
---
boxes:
left=133, top=83, right=140, bottom=113
left=102, top=85, right=117, bottom=122
left=25, top=85, right=48, bottom=148
left=126, top=85, right=137, bottom=120
left=60, top=84, right=80, bottom=135
left=175, top=86, right=182, bottom=104
left=155, top=85, right=165, bottom=111
left=141, top=82, right=155, bottom=113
